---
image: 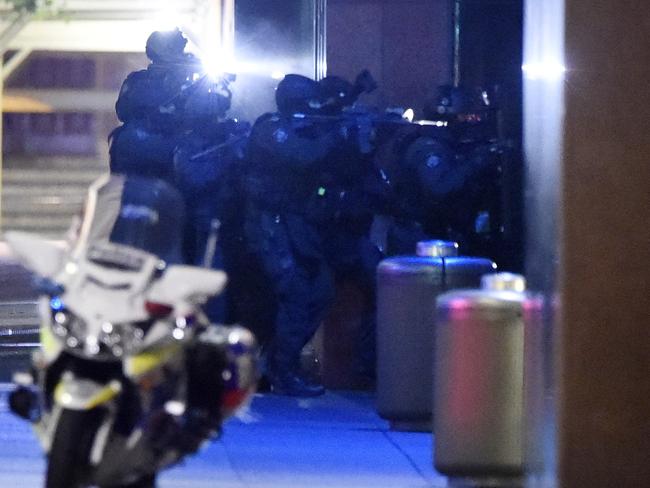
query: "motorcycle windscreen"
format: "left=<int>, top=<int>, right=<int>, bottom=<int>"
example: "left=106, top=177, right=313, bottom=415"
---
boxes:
left=77, top=174, right=186, bottom=265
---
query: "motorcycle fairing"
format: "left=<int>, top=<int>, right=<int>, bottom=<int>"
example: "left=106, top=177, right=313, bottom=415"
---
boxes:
left=39, top=303, right=63, bottom=363
left=58, top=244, right=159, bottom=328
left=4, top=231, right=67, bottom=279
left=146, top=265, right=228, bottom=309
left=53, top=373, right=122, bottom=410
left=124, top=343, right=183, bottom=379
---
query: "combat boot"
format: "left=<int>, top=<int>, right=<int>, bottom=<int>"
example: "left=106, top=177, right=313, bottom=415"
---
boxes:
left=269, top=369, right=325, bottom=397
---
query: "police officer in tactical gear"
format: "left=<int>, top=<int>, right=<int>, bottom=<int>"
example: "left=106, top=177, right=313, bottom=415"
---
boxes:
left=244, top=71, right=389, bottom=394
left=378, top=84, right=504, bottom=257
left=172, top=72, right=247, bottom=263
left=425, top=85, right=504, bottom=258
left=110, top=28, right=201, bottom=179
left=243, top=74, right=341, bottom=396
left=311, top=71, right=392, bottom=384
left=109, top=29, right=249, bottom=322
left=374, top=125, right=462, bottom=255
left=173, top=76, right=249, bottom=322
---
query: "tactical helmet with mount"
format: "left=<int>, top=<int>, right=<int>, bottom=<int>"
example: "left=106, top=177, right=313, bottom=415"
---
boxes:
left=275, top=74, right=322, bottom=115
left=146, top=29, right=189, bottom=64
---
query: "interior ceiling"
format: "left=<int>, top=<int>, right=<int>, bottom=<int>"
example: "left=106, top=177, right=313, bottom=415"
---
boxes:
left=0, top=1, right=225, bottom=112
left=0, top=0, right=206, bottom=52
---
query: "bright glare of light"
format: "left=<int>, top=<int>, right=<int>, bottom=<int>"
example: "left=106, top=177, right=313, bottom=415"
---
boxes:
left=197, top=48, right=291, bottom=81
left=202, top=57, right=221, bottom=80
left=165, top=401, right=186, bottom=416
left=416, top=120, right=448, bottom=127
left=153, top=3, right=181, bottom=32
left=200, top=45, right=238, bottom=80
left=522, top=61, right=567, bottom=81
left=403, top=108, right=415, bottom=122
left=201, top=41, right=223, bottom=79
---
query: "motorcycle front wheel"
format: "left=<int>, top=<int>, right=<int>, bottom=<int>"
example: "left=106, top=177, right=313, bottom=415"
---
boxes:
left=46, top=408, right=105, bottom=488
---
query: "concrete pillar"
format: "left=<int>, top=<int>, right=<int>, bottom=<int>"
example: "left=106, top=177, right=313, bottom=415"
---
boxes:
left=559, top=1, right=650, bottom=486
left=524, top=0, right=650, bottom=485
left=522, top=0, right=565, bottom=482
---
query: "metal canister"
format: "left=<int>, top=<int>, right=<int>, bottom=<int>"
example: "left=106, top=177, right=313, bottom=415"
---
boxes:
left=433, top=272, right=539, bottom=479
left=376, top=240, right=496, bottom=429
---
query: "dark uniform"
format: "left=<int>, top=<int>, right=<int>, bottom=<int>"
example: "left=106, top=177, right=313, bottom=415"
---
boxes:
left=377, top=85, right=503, bottom=258
left=317, top=175, right=385, bottom=383
left=109, top=29, right=249, bottom=322
left=244, top=72, right=389, bottom=394
left=422, top=85, right=505, bottom=259
left=172, top=74, right=248, bottom=266
left=375, top=125, right=463, bottom=254
left=173, top=115, right=249, bottom=323
left=110, top=29, right=200, bottom=180
left=243, top=75, right=343, bottom=397
left=314, top=73, right=394, bottom=382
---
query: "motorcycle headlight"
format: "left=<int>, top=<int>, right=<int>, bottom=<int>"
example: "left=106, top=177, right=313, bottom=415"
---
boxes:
left=49, top=298, right=145, bottom=359
left=50, top=305, right=87, bottom=351
left=97, top=321, right=145, bottom=358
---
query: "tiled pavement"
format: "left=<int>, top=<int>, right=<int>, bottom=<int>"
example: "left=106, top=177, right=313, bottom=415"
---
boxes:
left=0, top=387, right=447, bottom=488
left=0, top=248, right=446, bottom=488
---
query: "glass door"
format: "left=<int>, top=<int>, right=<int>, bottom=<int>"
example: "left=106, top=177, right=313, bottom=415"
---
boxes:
left=231, top=0, right=325, bottom=121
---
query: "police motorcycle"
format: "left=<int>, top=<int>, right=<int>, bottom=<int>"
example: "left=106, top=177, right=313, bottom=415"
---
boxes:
left=6, top=174, right=257, bottom=488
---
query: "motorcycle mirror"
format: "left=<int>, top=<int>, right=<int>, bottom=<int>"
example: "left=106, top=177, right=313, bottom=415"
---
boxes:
left=4, top=231, right=67, bottom=278
left=147, top=265, right=227, bottom=305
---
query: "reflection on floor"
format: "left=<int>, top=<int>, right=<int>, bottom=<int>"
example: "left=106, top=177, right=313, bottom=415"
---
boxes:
left=0, top=387, right=447, bottom=488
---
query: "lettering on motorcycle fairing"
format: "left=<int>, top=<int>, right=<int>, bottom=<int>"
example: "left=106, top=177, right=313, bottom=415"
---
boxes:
left=120, top=204, right=160, bottom=224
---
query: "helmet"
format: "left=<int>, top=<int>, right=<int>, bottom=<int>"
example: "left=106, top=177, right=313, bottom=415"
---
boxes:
left=318, top=75, right=354, bottom=115
left=275, top=74, right=321, bottom=115
left=423, top=85, right=497, bottom=142
left=423, top=85, right=491, bottom=122
left=145, top=29, right=188, bottom=64
left=318, top=70, right=377, bottom=115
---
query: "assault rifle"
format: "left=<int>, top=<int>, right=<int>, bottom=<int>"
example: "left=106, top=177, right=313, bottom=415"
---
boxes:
left=291, top=109, right=449, bottom=154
